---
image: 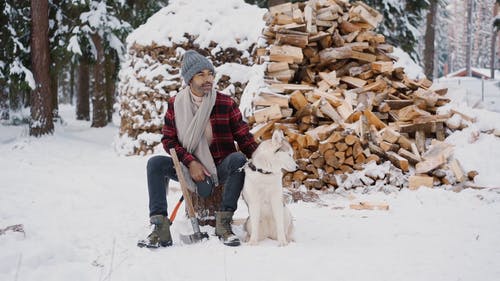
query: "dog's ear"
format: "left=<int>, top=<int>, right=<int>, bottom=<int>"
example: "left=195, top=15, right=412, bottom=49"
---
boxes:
left=271, top=129, right=284, bottom=147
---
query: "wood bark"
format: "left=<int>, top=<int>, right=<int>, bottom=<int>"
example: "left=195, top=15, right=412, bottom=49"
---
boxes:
left=465, top=0, right=473, bottom=77
left=30, top=0, right=53, bottom=136
left=91, top=33, right=107, bottom=127
left=189, top=186, right=224, bottom=227
left=268, top=0, right=287, bottom=8
left=0, top=80, right=8, bottom=120
left=70, top=62, right=75, bottom=105
left=104, top=53, right=116, bottom=122
left=491, top=2, right=499, bottom=79
left=77, top=56, right=90, bottom=120
left=51, top=68, right=59, bottom=118
left=424, top=0, right=437, bottom=80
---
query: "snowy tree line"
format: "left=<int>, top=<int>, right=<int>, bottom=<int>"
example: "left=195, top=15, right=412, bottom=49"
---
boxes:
left=0, top=0, right=167, bottom=135
left=0, top=0, right=498, bottom=136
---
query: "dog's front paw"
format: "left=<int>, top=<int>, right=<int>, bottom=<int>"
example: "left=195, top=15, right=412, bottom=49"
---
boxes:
left=248, top=237, right=259, bottom=246
left=277, top=240, right=289, bottom=247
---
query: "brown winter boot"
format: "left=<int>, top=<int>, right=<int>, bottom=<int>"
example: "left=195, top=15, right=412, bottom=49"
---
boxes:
left=215, top=211, right=240, bottom=247
left=137, top=215, right=172, bottom=248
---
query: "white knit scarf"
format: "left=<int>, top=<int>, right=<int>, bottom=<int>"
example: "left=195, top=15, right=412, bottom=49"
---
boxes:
left=174, top=86, right=218, bottom=192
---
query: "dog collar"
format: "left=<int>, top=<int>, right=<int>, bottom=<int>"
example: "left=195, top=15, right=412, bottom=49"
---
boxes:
left=248, top=162, right=273, bottom=175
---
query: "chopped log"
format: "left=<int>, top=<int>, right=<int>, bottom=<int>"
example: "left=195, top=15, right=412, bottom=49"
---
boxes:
left=276, top=32, right=309, bottom=48
left=251, top=121, right=276, bottom=140
left=345, top=146, right=353, bottom=157
left=350, top=202, right=389, bottom=210
left=353, top=141, right=363, bottom=158
left=381, top=127, right=400, bottom=143
left=385, top=100, right=414, bottom=110
left=344, top=156, right=354, bottom=166
left=254, top=104, right=282, bottom=123
left=267, top=62, right=290, bottom=73
left=269, top=45, right=304, bottom=63
left=415, top=141, right=454, bottom=174
left=364, top=109, right=387, bottom=130
left=319, top=142, right=335, bottom=154
left=380, top=141, right=399, bottom=152
left=326, top=131, right=344, bottom=143
left=386, top=151, right=409, bottom=172
left=415, top=130, right=426, bottom=154
left=335, top=142, right=349, bottom=152
left=289, top=90, right=309, bottom=110
left=324, top=149, right=341, bottom=168
left=398, top=105, right=431, bottom=122
left=319, top=46, right=353, bottom=62
left=371, top=61, right=393, bottom=73
left=270, top=83, right=315, bottom=93
left=355, top=152, right=366, bottom=164
left=350, top=2, right=383, bottom=28
left=350, top=50, right=377, bottom=62
left=340, top=76, right=367, bottom=88
left=398, top=148, right=421, bottom=164
left=345, top=134, right=358, bottom=145
left=254, top=92, right=290, bottom=108
left=409, top=175, right=434, bottom=190
left=449, top=158, right=466, bottom=182
left=337, top=101, right=354, bottom=120
left=397, top=135, right=413, bottom=150
left=319, top=99, right=344, bottom=125
left=450, top=109, right=476, bottom=123
left=269, top=2, right=292, bottom=15
left=318, top=71, right=340, bottom=87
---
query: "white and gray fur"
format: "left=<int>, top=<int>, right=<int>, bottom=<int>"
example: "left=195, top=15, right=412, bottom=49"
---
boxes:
left=242, top=129, right=297, bottom=246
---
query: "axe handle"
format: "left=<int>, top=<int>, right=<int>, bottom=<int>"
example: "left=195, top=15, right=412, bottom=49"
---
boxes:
left=169, top=148, right=197, bottom=219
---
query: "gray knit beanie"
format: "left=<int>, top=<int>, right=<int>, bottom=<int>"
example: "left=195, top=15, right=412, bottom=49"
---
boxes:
left=181, top=50, right=215, bottom=84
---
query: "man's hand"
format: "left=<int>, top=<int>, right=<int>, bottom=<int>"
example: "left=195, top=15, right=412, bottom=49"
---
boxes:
left=188, top=160, right=209, bottom=182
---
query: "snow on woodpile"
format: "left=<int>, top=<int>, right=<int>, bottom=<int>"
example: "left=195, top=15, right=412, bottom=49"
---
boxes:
left=116, top=0, right=266, bottom=155
left=242, top=0, right=478, bottom=192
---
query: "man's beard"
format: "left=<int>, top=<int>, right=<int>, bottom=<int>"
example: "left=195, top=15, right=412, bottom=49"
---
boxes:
left=192, top=82, right=213, bottom=96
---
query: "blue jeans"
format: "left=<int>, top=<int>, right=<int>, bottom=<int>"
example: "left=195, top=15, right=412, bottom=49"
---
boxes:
left=146, top=152, right=247, bottom=217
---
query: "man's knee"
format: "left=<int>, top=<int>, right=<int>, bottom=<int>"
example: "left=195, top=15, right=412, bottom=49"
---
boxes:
left=147, top=155, right=172, bottom=174
left=228, top=152, right=247, bottom=170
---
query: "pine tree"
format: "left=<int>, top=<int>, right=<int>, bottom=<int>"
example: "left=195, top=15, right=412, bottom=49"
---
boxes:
left=424, top=0, right=439, bottom=80
left=0, top=0, right=33, bottom=115
left=30, top=0, right=54, bottom=136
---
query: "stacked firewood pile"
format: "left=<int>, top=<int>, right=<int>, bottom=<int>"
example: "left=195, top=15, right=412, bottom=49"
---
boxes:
left=118, top=34, right=253, bottom=155
left=248, top=1, right=471, bottom=190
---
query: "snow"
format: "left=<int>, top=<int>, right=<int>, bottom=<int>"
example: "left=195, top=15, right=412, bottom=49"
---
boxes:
left=9, top=58, right=36, bottom=90
left=3, top=0, right=500, bottom=279
left=126, top=0, right=267, bottom=51
left=1, top=101, right=500, bottom=281
left=392, top=47, right=425, bottom=80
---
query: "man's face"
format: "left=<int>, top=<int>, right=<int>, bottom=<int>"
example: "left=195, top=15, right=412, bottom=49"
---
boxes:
left=189, top=69, right=214, bottom=97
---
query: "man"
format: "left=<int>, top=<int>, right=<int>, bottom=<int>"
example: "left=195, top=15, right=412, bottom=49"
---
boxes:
left=139, top=50, right=258, bottom=248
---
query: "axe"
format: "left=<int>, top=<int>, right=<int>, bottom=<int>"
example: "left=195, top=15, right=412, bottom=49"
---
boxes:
left=169, top=148, right=209, bottom=244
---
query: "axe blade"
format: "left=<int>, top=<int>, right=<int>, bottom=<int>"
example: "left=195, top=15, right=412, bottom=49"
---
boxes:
left=180, top=231, right=209, bottom=244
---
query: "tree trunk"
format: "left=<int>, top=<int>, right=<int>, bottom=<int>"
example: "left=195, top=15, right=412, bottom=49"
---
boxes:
left=465, top=0, right=473, bottom=77
left=268, top=0, right=286, bottom=8
left=76, top=56, right=90, bottom=121
left=90, top=33, right=107, bottom=128
left=189, top=186, right=224, bottom=227
left=30, top=0, right=53, bottom=136
left=0, top=79, right=8, bottom=120
left=424, top=0, right=437, bottom=81
left=70, top=62, right=75, bottom=105
left=51, top=68, right=59, bottom=118
left=104, top=52, right=116, bottom=123
left=491, top=3, right=499, bottom=79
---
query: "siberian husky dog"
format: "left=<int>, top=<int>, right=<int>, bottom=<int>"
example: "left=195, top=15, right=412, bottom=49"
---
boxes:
left=242, top=129, right=297, bottom=246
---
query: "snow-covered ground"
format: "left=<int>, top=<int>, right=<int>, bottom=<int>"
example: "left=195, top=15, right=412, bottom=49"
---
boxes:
left=1, top=105, right=500, bottom=281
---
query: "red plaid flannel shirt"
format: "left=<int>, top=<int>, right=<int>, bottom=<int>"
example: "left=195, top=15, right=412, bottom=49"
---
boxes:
left=161, top=92, right=258, bottom=166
